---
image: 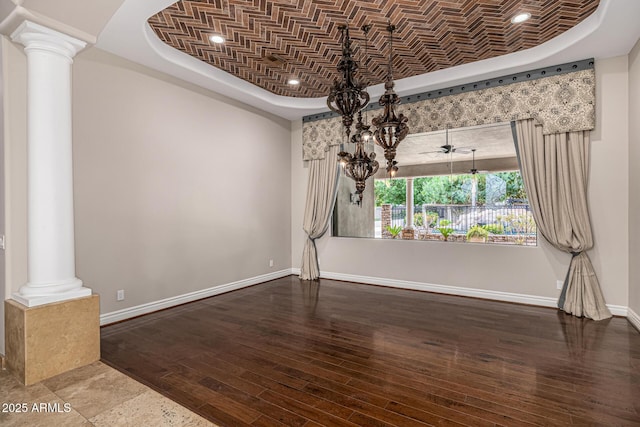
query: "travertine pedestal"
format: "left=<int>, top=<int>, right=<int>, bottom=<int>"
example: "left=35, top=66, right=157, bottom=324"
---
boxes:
left=5, top=295, right=100, bottom=385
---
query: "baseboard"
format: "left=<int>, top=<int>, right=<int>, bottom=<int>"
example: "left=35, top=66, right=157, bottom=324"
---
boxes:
left=320, top=270, right=559, bottom=307
left=628, top=308, right=640, bottom=332
left=316, top=270, right=629, bottom=316
left=100, top=267, right=631, bottom=325
left=100, top=269, right=295, bottom=325
left=607, top=304, right=628, bottom=317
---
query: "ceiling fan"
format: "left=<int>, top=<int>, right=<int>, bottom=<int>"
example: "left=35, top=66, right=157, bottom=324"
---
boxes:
left=421, top=129, right=472, bottom=156
left=435, top=144, right=471, bottom=154
left=469, top=149, right=488, bottom=175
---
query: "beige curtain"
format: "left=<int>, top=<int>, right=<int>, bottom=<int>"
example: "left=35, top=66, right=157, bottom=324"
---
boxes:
left=300, top=145, right=340, bottom=280
left=513, top=119, right=611, bottom=321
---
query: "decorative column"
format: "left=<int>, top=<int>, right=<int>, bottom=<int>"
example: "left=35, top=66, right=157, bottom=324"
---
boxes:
left=381, top=204, right=392, bottom=238
left=405, top=178, right=414, bottom=228
left=10, top=21, right=91, bottom=307
left=402, top=178, right=415, bottom=239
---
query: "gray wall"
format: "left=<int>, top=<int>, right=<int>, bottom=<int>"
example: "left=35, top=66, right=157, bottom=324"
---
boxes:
left=70, top=48, right=292, bottom=315
left=333, top=174, right=375, bottom=238
left=291, top=56, right=631, bottom=309
left=629, top=38, right=640, bottom=319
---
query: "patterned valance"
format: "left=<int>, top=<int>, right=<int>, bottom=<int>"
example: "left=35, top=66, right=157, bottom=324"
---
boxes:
left=302, top=68, right=595, bottom=160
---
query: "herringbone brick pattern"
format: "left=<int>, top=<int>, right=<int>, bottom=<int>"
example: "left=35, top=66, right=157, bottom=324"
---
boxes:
left=148, top=0, right=599, bottom=98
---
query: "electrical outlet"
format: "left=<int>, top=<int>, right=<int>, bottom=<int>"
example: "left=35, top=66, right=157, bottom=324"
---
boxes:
left=269, top=259, right=274, bottom=267
left=556, top=280, right=564, bottom=290
left=117, top=290, right=125, bottom=301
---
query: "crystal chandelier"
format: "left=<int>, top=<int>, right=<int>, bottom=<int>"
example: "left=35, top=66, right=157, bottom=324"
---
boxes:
left=372, top=24, right=409, bottom=177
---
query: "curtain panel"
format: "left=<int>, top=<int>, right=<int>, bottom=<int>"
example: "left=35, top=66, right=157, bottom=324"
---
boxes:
left=513, top=119, right=611, bottom=320
left=303, top=69, right=595, bottom=160
left=300, top=145, right=341, bottom=280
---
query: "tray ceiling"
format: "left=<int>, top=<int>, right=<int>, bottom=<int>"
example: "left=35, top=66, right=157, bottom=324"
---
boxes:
left=148, top=0, right=599, bottom=99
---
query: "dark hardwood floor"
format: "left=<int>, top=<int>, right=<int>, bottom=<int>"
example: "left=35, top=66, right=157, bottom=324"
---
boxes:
left=101, top=276, right=640, bottom=426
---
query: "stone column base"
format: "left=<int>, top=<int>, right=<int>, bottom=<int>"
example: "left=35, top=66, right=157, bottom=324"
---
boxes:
left=402, top=227, right=416, bottom=240
left=5, top=294, right=100, bottom=385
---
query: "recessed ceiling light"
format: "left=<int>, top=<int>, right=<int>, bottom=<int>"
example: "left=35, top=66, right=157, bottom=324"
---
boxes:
left=209, top=34, right=225, bottom=44
left=511, top=12, right=531, bottom=24
left=288, top=78, right=300, bottom=85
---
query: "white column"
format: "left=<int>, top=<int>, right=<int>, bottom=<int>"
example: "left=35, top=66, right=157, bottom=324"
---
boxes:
left=406, top=178, right=414, bottom=229
left=11, top=21, right=91, bottom=307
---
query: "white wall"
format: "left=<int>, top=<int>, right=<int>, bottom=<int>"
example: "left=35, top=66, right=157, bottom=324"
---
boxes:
left=291, top=56, right=630, bottom=309
left=70, top=48, right=292, bottom=315
left=629, top=38, right=640, bottom=317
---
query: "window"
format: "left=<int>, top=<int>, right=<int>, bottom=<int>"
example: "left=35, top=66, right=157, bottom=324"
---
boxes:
left=333, top=123, right=537, bottom=245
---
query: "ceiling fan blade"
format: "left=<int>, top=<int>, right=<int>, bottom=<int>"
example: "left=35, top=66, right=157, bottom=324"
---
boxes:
left=453, top=147, right=473, bottom=154
left=470, top=169, right=490, bottom=175
left=421, top=145, right=468, bottom=155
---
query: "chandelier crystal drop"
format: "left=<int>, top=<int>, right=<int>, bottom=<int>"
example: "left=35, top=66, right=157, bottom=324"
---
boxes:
left=372, top=24, right=409, bottom=177
left=327, top=25, right=370, bottom=138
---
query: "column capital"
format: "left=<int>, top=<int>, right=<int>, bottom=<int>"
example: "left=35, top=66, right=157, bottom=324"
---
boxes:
left=10, top=20, right=86, bottom=60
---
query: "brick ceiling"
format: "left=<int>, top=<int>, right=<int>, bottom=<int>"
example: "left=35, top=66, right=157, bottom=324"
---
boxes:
left=148, top=0, right=600, bottom=98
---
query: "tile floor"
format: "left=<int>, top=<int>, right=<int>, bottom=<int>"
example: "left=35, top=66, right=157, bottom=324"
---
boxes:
left=0, top=361, right=216, bottom=426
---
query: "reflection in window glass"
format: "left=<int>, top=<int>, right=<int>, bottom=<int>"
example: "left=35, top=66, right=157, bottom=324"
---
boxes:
left=334, top=123, right=537, bottom=245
